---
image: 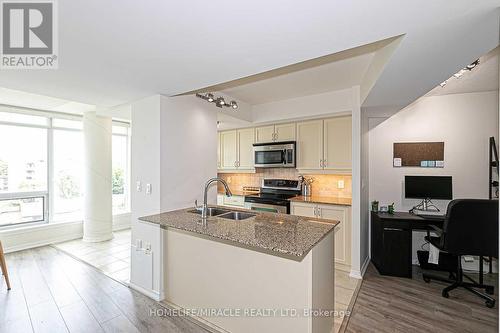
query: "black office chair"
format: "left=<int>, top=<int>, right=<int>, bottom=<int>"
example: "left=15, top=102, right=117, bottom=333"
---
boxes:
left=422, top=199, right=498, bottom=308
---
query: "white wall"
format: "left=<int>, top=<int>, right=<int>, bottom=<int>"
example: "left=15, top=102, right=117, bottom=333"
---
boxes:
left=130, top=95, right=163, bottom=295
left=368, top=91, right=499, bottom=263
left=160, top=95, right=218, bottom=210
left=130, top=94, right=217, bottom=298
left=250, top=88, right=352, bottom=124
left=349, top=86, right=364, bottom=278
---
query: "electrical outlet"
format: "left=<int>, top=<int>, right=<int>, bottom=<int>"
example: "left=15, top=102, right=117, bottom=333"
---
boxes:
left=136, top=181, right=142, bottom=192
left=145, top=242, right=151, bottom=251
left=337, top=180, right=345, bottom=189
left=146, top=183, right=152, bottom=195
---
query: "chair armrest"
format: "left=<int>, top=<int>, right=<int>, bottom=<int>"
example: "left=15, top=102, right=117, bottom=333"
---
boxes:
left=426, top=225, right=443, bottom=238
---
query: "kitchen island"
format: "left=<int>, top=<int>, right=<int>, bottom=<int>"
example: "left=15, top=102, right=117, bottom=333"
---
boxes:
left=139, top=206, right=339, bottom=333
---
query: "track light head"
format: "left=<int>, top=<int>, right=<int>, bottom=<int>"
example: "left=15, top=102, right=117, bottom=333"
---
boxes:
left=196, top=93, right=238, bottom=110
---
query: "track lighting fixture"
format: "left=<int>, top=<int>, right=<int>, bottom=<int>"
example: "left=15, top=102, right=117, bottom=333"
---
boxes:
left=196, top=93, right=238, bottom=110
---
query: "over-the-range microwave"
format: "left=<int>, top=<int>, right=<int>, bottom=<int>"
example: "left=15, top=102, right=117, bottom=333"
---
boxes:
left=253, top=141, right=296, bottom=168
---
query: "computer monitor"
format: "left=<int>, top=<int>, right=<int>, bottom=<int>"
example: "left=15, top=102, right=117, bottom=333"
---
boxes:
left=404, top=176, right=453, bottom=200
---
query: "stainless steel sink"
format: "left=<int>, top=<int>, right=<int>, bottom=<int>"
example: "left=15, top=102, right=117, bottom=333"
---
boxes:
left=218, top=211, right=256, bottom=221
left=188, top=207, right=229, bottom=217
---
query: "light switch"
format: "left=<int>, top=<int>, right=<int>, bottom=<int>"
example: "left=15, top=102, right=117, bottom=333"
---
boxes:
left=136, top=239, right=142, bottom=249
left=337, top=180, right=345, bottom=189
left=136, top=181, right=142, bottom=192
left=146, top=183, right=152, bottom=195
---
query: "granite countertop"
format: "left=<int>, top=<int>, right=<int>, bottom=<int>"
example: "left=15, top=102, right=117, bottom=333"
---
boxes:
left=139, top=206, right=339, bottom=261
left=289, top=195, right=352, bottom=206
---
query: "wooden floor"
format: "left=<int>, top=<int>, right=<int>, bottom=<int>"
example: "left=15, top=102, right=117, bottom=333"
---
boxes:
left=0, top=246, right=210, bottom=333
left=345, top=264, right=499, bottom=333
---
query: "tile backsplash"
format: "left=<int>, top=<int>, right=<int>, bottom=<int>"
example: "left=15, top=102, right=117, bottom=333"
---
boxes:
left=217, top=169, right=352, bottom=198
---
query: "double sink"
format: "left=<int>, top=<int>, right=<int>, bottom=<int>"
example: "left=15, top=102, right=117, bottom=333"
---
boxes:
left=188, top=207, right=256, bottom=220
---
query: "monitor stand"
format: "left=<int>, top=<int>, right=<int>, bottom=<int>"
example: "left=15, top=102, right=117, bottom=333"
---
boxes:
left=410, top=198, right=440, bottom=214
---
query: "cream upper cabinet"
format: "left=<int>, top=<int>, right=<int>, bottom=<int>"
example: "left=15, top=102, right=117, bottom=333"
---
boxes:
left=255, top=125, right=275, bottom=143
left=274, top=123, right=296, bottom=142
left=323, top=116, right=352, bottom=171
left=255, top=123, right=296, bottom=143
left=237, top=128, right=255, bottom=169
left=296, top=120, right=323, bottom=170
left=220, top=130, right=237, bottom=169
left=218, top=128, right=255, bottom=171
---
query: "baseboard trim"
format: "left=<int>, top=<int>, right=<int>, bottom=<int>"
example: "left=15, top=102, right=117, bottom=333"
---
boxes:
left=160, top=299, right=228, bottom=333
left=1, top=219, right=131, bottom=253
left=128, top=282, right=164, bottom=301
left=349, top=256, right=370, bottom=279
left=5, top=232, right=83, bottom=253
left=335, top=262, right=351, bottom=273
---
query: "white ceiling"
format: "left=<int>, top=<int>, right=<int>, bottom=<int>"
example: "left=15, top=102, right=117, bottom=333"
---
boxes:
left=0, top=1, right=497, bottom=112
left=426, top=48, right=499, bottom=97
left=220, top=52, right=375, bottom=105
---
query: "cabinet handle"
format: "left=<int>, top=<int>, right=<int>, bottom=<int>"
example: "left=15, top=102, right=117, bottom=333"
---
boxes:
left=383, top=227, right=404, bottom=231
left=317, top=207, right=321, bottom=217
left=237, top=161, right=240, bottom=167
left=323, top=159, right=327, bottom=167
left=234, top=161, right=237, bottom=167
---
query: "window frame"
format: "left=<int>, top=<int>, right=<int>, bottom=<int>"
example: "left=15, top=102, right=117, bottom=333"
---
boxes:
left=112, top=123, right=131, bottom=214
left=0, top=107, right=130, bottom=229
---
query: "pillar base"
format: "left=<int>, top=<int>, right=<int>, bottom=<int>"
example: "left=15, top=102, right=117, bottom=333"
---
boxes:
left=83, top=233, right=114, bottom=243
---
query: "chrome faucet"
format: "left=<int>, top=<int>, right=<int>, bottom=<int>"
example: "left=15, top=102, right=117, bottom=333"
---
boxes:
left=196, top=177, right=232, bottom=219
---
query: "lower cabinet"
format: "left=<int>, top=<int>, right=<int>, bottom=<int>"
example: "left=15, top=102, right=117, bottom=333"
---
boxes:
left=217, top=194, right=245, bottom=208
left=290, top=202, right=351, bottom=271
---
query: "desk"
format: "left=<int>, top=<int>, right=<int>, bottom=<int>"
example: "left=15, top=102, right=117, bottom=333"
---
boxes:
left=371, top=211, right=445, bottom=278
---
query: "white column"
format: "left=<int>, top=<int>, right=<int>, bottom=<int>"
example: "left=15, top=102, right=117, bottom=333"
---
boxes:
left=83, top=111, right=113, bottom=242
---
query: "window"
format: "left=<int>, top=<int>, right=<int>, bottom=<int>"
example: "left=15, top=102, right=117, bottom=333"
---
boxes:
left=52, top=129, right=83, bottom=222
left=0, top=110, right=130, bottom=228
left=112, top=126, right=129, bottom=214
left=0, top=123, right=48, bottom=226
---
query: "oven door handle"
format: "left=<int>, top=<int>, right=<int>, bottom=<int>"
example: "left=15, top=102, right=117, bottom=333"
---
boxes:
left=245, top=202, right=287, bottom=214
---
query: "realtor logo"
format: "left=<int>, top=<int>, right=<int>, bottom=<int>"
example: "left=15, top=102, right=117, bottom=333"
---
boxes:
left=1, top=0, right=58, bottom=69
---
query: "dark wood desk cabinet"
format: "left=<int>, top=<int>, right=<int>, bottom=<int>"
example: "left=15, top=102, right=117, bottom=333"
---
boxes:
left=371, top=212, right=445, bottom=278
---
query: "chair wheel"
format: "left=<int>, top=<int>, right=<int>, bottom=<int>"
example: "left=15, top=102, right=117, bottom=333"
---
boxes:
left=486, top=300, right=495, bottom=308
left=442, top=290, right=449, bottom=298
left=423, top=276, right=431, bottom=283
left=486, top=286, right=494, bottom=295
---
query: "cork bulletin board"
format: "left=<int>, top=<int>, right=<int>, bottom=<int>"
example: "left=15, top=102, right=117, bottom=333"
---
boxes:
left=393, top=142, right=444, bottom=167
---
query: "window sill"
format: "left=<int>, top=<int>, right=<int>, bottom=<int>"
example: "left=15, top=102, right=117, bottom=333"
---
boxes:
left=0, top=212, right=131, bottom=233
left=0, top=219, right=81, bottom=234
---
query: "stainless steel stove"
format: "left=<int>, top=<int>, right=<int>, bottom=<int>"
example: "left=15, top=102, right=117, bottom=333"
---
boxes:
left=244, top=179, right=301, bottom=214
